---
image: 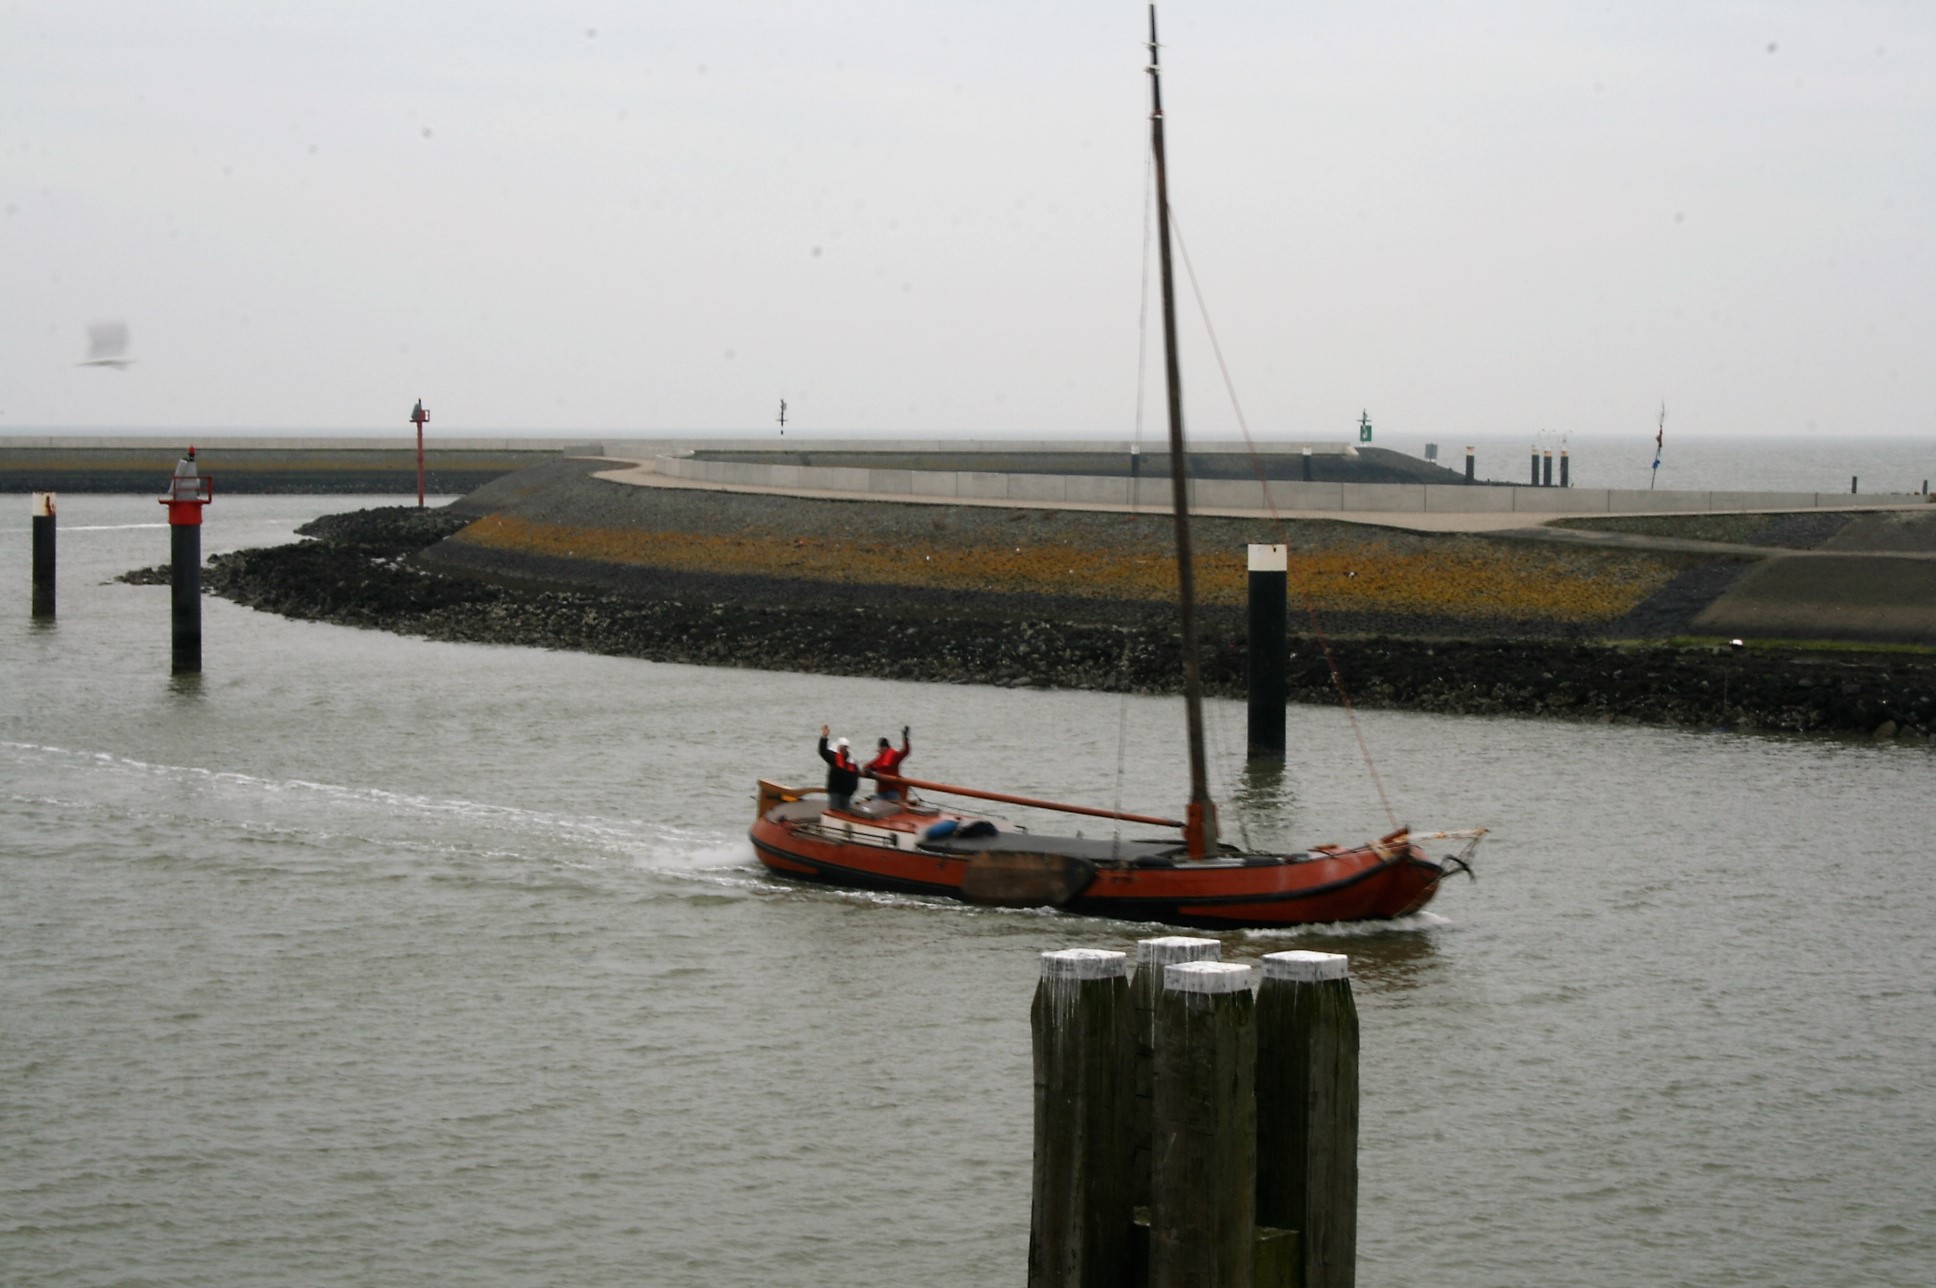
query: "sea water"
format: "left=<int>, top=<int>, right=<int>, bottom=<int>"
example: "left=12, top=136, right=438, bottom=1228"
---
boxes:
left=3, top=493, right=1933, bottom=1286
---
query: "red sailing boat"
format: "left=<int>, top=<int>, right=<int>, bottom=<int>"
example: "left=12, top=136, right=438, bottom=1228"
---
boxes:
left=750, top=6, right=1484, bottom=929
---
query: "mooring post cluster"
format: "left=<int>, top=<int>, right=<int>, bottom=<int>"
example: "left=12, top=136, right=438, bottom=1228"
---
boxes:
left=1030, top=939, right=1360, bottom=1288
left=31, top=492, right=56, bottom=618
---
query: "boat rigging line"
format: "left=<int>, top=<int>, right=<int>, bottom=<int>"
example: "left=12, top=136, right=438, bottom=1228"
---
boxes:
left=1164, top=207, right=1400, bottom=832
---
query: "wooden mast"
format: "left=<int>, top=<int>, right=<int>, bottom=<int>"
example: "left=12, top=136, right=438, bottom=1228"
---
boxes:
left=1146, top=2, right=1219, bottom=856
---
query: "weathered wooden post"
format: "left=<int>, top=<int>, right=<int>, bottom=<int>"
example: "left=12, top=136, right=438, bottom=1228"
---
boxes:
left=1541, top=449, right=1553, bottom=488
left=1246, top=543, right=1288, bottom=760
left=1029, top=948, right=1134, bottom=1288
left=1559, top=449, right=1570, bottom=488
left=1130, top=936, right=1221, bottom=1212
left=1464, top=446, right=1475, bottom=483
left=1300, top=447, right=1313, bottom=482
left=1256, top=950, right=1359, bottom=1288
left=31, top=492, right=56, bottom=618
left=1529, top=447, right=1539, bottom=486
left=1150, top=960, right=1256, bottom=1288
left=160, top=447, right=213, bottom=674
left=1851, top=475, right=1859, bottom=495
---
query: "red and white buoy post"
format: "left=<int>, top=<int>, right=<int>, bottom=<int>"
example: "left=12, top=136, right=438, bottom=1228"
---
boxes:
left=160, top=446, right=213, bottom=673
left=410, top=399, right=430, bottom=508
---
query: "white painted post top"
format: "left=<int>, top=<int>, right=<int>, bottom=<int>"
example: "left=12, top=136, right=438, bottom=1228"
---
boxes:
left=1261, top=950, right=1350, bottom=982
left=1040, top=948, right=1129, bottom=980
left=1136, top=936, right=1221, bottom=967
left=1248, top=543, right=1287, bottom=572
left=32, top=492, right=55, bottom=517
left=1165, top=961, right=1253, bottom=994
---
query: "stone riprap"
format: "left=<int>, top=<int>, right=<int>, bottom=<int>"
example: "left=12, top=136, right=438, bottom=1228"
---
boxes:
left=189, top=483, right=1936, bottom=739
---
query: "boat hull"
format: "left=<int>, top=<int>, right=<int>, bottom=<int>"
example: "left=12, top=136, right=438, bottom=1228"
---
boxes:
left=749, top=808, right=1445, bottom=930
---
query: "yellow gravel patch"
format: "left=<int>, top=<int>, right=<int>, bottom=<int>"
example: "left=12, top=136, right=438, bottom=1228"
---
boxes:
left=456, top=512, right=1674, bottom=623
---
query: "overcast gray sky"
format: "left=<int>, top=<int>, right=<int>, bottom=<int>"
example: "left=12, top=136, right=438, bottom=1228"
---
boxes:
left=3, top=1, right=1930, bottom=440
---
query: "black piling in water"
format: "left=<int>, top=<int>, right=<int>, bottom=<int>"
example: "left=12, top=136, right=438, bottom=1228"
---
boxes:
left=1542, top=450, right=1553, bottom=488
left=1300, top=447, right=1313, bottom=482
left=1464, top=447, right=1475, bottom=483
left=1257, top=951, right=1360, bottom=1288
left=1559, top=450, right=1570, bottom=488
left=1529, top=449, right=1539, bottom=486
left=1130, top=936, right=1220, bottom=1212
left=1029, top=949, right=1134, bottom=1288
left=31, top=492, right=55, bottom=618
left=1246, top=544, right=1288, bottom=760
left=171, top=523, right=201, bottom=673
left=1150, top=960, right=1256, bottom=1288
left=1852, top=475, right=1859, bottom=495
left=161, top=449, right=212, bottom=674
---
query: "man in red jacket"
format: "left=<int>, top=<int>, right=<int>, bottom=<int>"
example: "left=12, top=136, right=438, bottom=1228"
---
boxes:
left=865, top=726, right=912, bottom=800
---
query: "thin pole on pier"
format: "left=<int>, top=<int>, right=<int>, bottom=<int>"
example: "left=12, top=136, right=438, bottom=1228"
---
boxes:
left=410, top=400, right=430, bottom=509
left=1256, top=951, right=1359, bottom=1288
left=31, top=492, right=56, bottom=618
left=1150, top=960, right=1256, bottom=1288
left=1028, top=949, right=1134, bottom=1288
left=1246, top=544, right=1288, bottom=760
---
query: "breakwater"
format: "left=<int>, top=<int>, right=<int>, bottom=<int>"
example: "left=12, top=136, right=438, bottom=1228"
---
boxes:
left=192, top=505, right=1936, bottom=740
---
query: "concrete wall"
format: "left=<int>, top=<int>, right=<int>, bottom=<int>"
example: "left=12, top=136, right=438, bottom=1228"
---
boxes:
left=3, top=435, right=603, bottom=452
left=648, top=453, right=1918, bottom=515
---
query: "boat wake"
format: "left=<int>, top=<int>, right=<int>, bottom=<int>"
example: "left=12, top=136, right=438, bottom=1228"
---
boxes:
left=1, top=740, right=763, bottom=891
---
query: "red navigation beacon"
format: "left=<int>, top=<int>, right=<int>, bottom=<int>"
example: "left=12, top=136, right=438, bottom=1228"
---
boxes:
left=160, top=445, right=214, bottom=523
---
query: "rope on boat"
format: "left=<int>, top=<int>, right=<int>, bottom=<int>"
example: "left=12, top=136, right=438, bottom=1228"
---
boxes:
left=1168, top=210, right=1401, bottom=833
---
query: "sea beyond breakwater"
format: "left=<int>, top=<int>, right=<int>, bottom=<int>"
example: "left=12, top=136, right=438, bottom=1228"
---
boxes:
left=182, top=460, right=1936, bottom=740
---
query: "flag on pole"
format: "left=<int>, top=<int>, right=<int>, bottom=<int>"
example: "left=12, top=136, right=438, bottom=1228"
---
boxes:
left=1650, top=403, right=1665, bottom=489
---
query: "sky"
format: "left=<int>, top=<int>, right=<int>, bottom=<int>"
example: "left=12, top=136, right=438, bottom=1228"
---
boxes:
left=2, top=1, right=1931, bottom=441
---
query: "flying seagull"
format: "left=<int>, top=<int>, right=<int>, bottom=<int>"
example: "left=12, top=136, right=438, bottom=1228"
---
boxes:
left=78, top=320, right=135, bottom=370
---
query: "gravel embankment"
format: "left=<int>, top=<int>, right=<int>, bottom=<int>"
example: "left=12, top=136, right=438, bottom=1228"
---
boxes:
left=192, top=501, right=1936, bottom=740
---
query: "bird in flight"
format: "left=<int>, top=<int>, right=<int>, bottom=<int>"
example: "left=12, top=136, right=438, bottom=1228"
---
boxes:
left=78, top=320, right=135, bottom=370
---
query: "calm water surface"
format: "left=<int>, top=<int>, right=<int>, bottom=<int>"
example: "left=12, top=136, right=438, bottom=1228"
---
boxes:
left=3, top=495, right=1933, bottom=1286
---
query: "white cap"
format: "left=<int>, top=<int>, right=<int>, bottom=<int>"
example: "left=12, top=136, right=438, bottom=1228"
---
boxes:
left=1040, top=948, right=1129, bottom=981
left=835, top=737, right=849, bottom=749
left=1164, top=961, right=1252, bottom=994
left=1261, top=950, right=1350, bottom=982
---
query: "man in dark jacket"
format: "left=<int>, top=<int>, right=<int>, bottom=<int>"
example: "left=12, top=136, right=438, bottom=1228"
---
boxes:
left=865, top=726, right=912, bottom=800
left=818, top=725, right=861, bottom=812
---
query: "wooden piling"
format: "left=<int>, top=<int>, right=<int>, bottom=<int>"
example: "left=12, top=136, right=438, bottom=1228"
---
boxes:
left=1301, top=447, right=1313, bottom=482
left=1246, top=544, right=1288, bottom=760
left=1541, top=449, right=1553, bottom=488
left=1029, top=948, right=1134, bottom=1288
left=1559, top=450, right=1570, bottom=488
left=1529, top=448, right=1539, bottom=486
left=1150, top=960, right=1256, bottom=1288
left=31, top=492, right=55, bottom=618
left=1464, top=447, right=1475, bottom=483
left=1130, top=936, right=1221, bottom=1211
left=1256, top=950, right=1359, bottom=1288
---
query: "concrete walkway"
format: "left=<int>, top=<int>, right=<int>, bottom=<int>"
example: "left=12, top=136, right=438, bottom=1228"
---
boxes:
left=588, top=454, right=1931, bottom=538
